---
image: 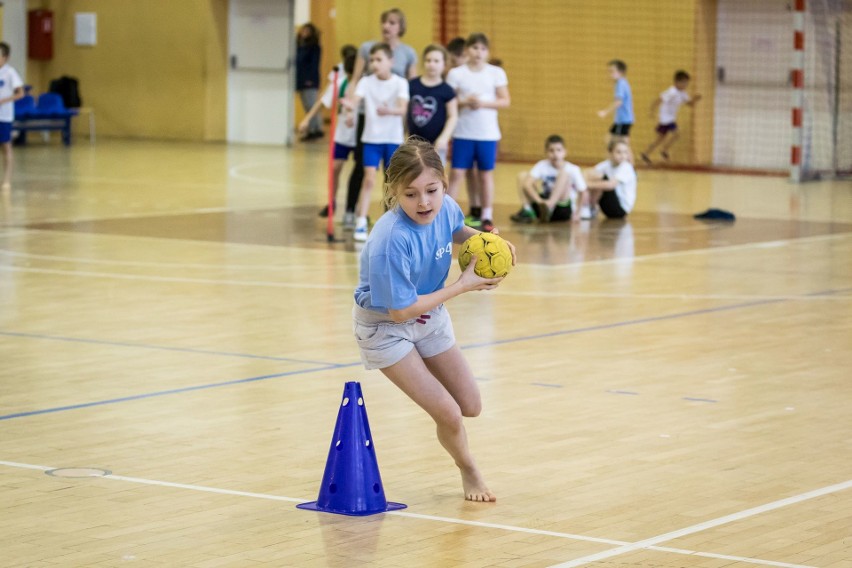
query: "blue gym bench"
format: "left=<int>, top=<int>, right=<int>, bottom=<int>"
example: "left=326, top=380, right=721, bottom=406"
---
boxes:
left=13, top=93, right=79, bottom=146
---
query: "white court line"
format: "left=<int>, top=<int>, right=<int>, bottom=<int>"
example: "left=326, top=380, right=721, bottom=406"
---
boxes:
left=652, top=546, right=817, bottom=568
left=0, top=265, right=353, bottom=291
left=549, top=479, right=852, bottom=568
left=0, top=249, right=358, bottom=272
left=2, top=265, right=849, bottom=303
left=17, top=172, right=228, bottom=191
left=0, top=460, right=818, bottom=568
left=21, top=168, right=316, bottom=195
left=526, top=232, right=852, bottom=269
left=228, top=160, right=318, bottom=190
left=492, top=289, right=852, bottom=301
left=11, top=206, right=247, bottom=225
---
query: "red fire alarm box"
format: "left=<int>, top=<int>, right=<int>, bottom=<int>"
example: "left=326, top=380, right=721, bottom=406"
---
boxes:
left=28, top=10, right=54, bottom=60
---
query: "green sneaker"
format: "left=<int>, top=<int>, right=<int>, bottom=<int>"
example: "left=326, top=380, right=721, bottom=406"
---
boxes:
left=510, top=208, right=536, bottom=223
left=464, top=215, right=482, bottom=228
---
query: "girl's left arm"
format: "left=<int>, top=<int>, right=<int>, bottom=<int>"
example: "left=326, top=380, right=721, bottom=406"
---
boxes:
left=435, top=98, right=459, bottom=150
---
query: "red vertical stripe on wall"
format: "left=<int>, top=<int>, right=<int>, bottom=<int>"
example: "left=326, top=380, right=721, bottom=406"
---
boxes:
left=792, top=108, right=803, bottom=127
left=791, top=146, right=802, bottom=165
left=791, top=69, right=805, bottom=88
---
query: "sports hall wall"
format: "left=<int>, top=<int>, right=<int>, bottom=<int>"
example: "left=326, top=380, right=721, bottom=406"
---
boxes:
left=19, top=0, right=714, bottom=162
left=24, top=0, right=228, bottom=141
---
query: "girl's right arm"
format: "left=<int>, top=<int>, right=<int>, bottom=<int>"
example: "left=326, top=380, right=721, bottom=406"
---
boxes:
left=434, top=98, right=458, bottom=151
left=387, top=259, right=501, bottom=322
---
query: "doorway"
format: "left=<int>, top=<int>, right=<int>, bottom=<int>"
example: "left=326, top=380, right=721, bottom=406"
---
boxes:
left=227, top=0, right=294, bottom=145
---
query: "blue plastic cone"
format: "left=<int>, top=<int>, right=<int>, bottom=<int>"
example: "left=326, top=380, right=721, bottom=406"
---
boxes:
left=297, top=382, right=406, bottom=516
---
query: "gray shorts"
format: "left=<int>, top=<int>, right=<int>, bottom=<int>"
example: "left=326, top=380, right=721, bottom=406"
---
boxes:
left=352, top=303, right=456, bottom=370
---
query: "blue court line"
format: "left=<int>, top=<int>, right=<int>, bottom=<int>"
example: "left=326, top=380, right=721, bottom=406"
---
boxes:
left=0, top=363, right=359, bottom=421
left=459, top=284, right=850, bottom=350
left=0, top=330, right=341, bottom=368
left=2, top=286, right=847, bottom=423
left=460, top=297, right=784, bottom=350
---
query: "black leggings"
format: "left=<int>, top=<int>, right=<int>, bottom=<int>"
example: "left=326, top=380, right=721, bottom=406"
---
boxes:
left=345, top=114, right=366, bottom=213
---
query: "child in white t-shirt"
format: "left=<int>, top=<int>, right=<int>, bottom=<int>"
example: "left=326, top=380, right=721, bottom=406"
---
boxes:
left=510, top=135, right=587, bottom=223
left=640, top=70, right=701, bottom=164
left=584, top=141, right=637, bottom=219
left=0, top=42, right=24, bottom=191
left=446, top=33, right=510, bottom=234
left=342, top=43, right=410, bottom=241
left=299, top=53, right=358, bottom=218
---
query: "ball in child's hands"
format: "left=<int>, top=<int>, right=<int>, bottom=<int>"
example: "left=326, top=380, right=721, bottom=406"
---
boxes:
left=458, top=232, right=513, bottom=278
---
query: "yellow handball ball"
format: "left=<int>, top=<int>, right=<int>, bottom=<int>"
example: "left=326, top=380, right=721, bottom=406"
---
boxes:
left=458, top=232, right=513, bottom=278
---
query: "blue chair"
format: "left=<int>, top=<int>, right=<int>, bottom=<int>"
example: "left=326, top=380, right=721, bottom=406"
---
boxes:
left=34, top=93, right=77, bottom=119
left=13, top=93, right=78, bottom=146
left=14, top=95, right=36, bottom=120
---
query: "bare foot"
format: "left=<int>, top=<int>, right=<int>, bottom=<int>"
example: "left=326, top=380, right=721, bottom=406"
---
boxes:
left=461, top=466, right=496, bottom=502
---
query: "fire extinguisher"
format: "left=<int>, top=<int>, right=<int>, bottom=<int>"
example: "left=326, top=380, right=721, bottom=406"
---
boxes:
left=28, top=10, right=54, bottom=61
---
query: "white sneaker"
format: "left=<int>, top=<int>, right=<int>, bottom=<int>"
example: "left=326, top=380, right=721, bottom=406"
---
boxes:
left=353, top=225, right=368, bottom=242
left=343, top=212, right=355, bottom=230
left=580, top=206, right=593, bottom=220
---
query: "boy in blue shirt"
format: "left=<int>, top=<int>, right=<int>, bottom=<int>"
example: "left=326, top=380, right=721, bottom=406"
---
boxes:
left=597, top=59, right=633, bottom=146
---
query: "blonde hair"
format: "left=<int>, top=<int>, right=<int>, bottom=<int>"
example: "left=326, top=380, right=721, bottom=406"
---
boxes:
left=381, top=8, right=407, bottom=37
left=383, top=137, right=447, bottom=211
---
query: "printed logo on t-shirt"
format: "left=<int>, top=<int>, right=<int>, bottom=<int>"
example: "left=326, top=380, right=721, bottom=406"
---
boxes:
left=434, top=241, right=452, bottom=260
left=411, top=95, right=437, bottom=127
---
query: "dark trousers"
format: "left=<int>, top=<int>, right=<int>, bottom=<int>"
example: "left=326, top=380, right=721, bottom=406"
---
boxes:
left=345, top=114, right=366, bottom=213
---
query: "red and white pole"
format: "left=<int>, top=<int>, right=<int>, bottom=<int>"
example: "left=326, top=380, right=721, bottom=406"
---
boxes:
left=791, top=0, right=806, bottom=182
left=326, top=70, right=339, bottom=241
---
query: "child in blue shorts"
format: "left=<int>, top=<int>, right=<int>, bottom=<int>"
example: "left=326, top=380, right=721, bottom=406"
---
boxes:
left=342, top=43, right=409, bottom=242
left=446, top=33, right=510, bottom=233
left=353, top=137, right=515, bottom=502
left=0, top=42, right=24, bottom=191
left=597, top=59, right=634, bottom=147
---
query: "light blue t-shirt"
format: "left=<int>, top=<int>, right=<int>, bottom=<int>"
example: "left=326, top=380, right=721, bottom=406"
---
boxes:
left=614, top=77, right=634, bottom=125
left=354, top=195, right=465, bottom=312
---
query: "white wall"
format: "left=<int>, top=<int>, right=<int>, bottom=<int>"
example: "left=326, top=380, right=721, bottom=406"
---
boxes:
left=2, top=0, right=28, bottom=83
left=294, top=0, right=310, bottom=26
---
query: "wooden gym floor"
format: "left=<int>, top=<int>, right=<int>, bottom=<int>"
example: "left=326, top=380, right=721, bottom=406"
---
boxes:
left=0, top=139, right=850, bottom=568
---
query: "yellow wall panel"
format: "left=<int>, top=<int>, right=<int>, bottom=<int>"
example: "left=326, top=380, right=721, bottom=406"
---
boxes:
left=457, top=0, right=700, bottom=164
left=26, top=0, right=227, bottom=141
